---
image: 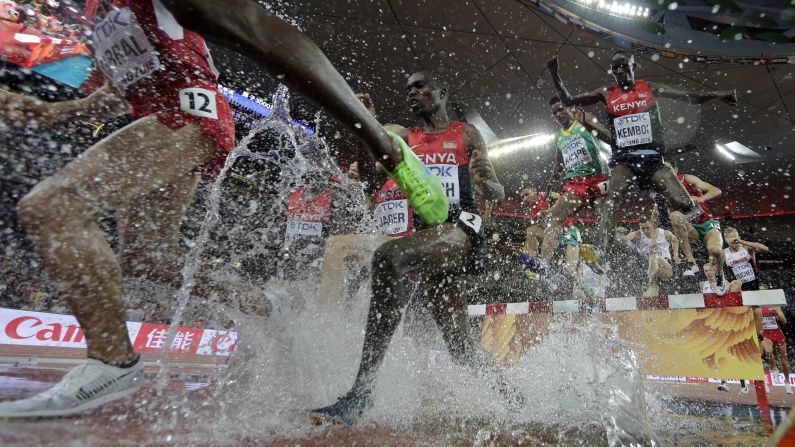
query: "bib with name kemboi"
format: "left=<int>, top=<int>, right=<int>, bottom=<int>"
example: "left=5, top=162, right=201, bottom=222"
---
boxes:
left=606, top=80, right=665, bottom=153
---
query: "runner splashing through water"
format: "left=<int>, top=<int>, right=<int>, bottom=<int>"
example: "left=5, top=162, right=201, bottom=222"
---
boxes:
left=665, top=161, right=723, bottom=278
left=309, top=71, right=514, bottom=426
left=755, top=304, right=792, bottom=394
left=538, top=96, right=610, bottom=274
left=0, top=0, right=448, bottom=418
left=723, top=226, right=768, bottom=291
left=546, top=52, right=736, bottom=272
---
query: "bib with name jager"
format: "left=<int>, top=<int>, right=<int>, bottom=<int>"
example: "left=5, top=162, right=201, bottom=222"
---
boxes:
left=374, top=178, right=414, bottom=237
left=92, top=2, right=163, bottom=92
left=605, top=80, right=665, bottom=154
left=406, top=121, right=474, bottom=214
left=724, top=245, right=756, bottom=283
left=285, top=187, right=333, bottom=241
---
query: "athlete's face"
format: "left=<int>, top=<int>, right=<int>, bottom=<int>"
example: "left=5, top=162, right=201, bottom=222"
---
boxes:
left=406, top=73, right=445, bottom=117
left=520, top=188, right=537, bottom=205
left=610, top=55, right=635, bottom=89
left=640, top=222, right=652, bottom=237
left=704, top=263, right=716, bottom=281
left=725, top=230, right=740, bottom=246
left=551, top=103, right=574, bottom=127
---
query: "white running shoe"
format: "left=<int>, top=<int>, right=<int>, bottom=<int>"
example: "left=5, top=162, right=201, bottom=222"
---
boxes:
left=717, top=381, right=729, bottom=392
left=786, top=383, right=793, bottom=395
left=0, top=358, right=143, bottom=418
left=740, top=381, right=749, bottom=394
left=765, top=381, right=771, bottom=394
left=682, top=263, right=699, bottom=277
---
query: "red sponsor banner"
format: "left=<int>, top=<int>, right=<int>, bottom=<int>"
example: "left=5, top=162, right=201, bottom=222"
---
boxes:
left=0, top=307, right=235, bottom=356
left=132, top=323, right=203, bottom=354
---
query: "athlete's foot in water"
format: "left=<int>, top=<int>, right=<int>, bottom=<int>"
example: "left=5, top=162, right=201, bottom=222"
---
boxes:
left=309, top=388, right=372, bottom=426
left=383, top=130, right=448, bottom=226
left=579, top=244, right=606, bottom=273
left=0, top=356, right=143, bottom=418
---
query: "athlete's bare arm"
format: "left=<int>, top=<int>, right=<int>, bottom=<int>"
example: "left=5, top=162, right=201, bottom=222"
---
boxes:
left=0, top=84, right=129, bottom=127
left=684, top=174, right=721, bottom=203
left=626, top=230, right=640, bottom=243
left=665, top=230, right=681, bottom=263
left=575, top=108, right=613, bottom=145
left=740, top=239, right=770, bottom=254
left=544, top=148, right=564, bottom=198
left=646, top=81, right=737, bottom=106
left=546, top=56, right=607, bottom=106
left=465, top=123, right=505, bottom=201
left=776, top=307, right=788, bottom=326
left=159, top=0, right=401, bottom=169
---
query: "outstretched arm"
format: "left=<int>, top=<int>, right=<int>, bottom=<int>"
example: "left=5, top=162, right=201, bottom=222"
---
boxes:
left=684, top=174, right=721, bottom=203
left=159, top=0, right=401, bottom=169
left=575, top=107, right=613, bottom=145
left=739, top=238, right=770, bottom=254
left=465, top=124, right=504, bottom=202
left=647, top=81, right=737, bottom=106
left=546, top=56, right=606, bottom=107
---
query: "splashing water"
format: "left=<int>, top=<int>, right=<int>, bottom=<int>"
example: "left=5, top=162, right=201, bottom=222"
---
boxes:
left=133, top=86, right=661, bottom=446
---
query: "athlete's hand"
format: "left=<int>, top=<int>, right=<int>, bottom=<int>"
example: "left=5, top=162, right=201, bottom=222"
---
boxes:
left=470, top=149, right=497, bottom=182
left=546, top=55, right=559, bottom=72
left=357, top=92, right=376, bottom=117
left=721, top=89, right=738, bottom=107
left=691, top=195, right=704, bottom=203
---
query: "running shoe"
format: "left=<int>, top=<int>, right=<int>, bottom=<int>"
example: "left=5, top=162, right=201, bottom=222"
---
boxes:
left=786, top=382, right=793, bottom=395
left=0, top=358, right=143, bottom=418
left=682, top=263, right=699, bottom=277
left=383, top=131, right=448, bottom=226
left=740, top=380, right=749, bottom=394
left=717, top=381, right=729, bottom=392
left=308, top=389, right=371, bottom=426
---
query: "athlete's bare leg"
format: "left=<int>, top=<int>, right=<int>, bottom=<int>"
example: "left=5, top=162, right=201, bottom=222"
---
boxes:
left=670, top=211, right=698, bottom=264
left=524, top=226, right=544, bottom=256
left=350, top=224, right=472, bottom=393
left=596, top=164, right=634, bottom=253
left=703, top=228, right=725, bottom=269
left=16, top=116, right=217, bottom=364
left=650, top=166, right=696, bottom=215
left=160, top=0, right=401, bottom=169
left=540, top=192, right=584, bottom=261
left=117, top=171, right=202, bottom=288
left=778, top=344, right=792, bottom=385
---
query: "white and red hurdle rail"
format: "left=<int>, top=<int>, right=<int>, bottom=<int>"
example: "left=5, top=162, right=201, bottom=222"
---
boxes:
left=467, top=289, right=787, bottom=316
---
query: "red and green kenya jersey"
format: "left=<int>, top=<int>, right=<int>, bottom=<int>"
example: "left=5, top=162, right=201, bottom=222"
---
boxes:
left=556, top=122, right=607, bottom=180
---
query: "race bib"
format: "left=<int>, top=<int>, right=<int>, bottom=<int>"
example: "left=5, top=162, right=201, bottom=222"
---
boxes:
left=93, top=7, right=162, bottom=91
left=763, top=316, right=779, bottom=331
left=562, top=137, right=592, bottom=170
left=179, top=88, right=218, bottom=119
left=614, top=112, right=653, bottom=148
left=374, top=200, right=409, bottom=236
left=427, top=164, right=460, bottom=205
left=286, top=217, right=322, bottom=238
left=685, top=205, right=704, bottom=223
left=732, top=262, right=756, bottom=283
left=458, top=211, right=482, bottom=234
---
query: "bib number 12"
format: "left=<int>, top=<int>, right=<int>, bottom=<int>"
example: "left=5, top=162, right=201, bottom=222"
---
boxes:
left=179, top=87, right=218, bottom=119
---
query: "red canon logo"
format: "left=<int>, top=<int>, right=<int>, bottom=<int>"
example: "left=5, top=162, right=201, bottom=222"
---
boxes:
left=5, top=316, right=85, bottom=343
left=210, top=333, right=236, bottom=352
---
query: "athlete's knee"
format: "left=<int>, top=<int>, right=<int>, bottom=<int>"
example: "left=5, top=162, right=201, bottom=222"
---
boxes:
left=17, top=183, right=88, bottom=234
left=669, top=211, right=686, bottom=227
left=371, top=239, right=404, bottom=276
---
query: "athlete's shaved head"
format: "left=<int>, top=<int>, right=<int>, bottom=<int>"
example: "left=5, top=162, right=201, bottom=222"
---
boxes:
left=406, top=71, right=449, bottom=117
left=610, top=50, right=636, bottom=89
